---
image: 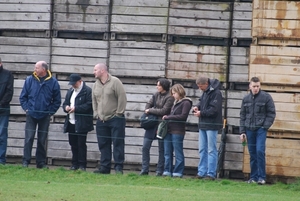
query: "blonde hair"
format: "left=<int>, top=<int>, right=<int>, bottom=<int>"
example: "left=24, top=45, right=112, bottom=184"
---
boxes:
left=171, top=84, right=186, bottom=99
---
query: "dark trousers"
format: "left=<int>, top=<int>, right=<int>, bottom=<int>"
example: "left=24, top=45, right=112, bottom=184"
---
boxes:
left=23, top=114, right=50, bottom=166
left=142, top=137, right=164, bottom=173
left=96, top=116, right=125, bottom=171
left=67, top=123, right=87, bottom=168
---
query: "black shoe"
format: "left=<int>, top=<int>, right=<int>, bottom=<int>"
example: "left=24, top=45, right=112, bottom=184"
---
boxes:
left=22, top=163, right=28, bottom=168
left=69, top=166, right=79, bottom=170
left=115, top=169, right=123, bottom=175
left=37, top=164, right=48, bottom=169
left=93, top=168, right=110, bottom=174
left=79, top=167, right=86, bottom=171
left=156, top=172, right=162, bottom=176
left=204, top=176, right=215, bottom=181
left=139, top=171, right=149, bottom=176
left=195, top=175, right=205, bottom=179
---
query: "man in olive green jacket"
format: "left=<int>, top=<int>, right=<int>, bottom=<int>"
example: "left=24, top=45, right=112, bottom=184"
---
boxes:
left=92, top=63, right=127, bottom=174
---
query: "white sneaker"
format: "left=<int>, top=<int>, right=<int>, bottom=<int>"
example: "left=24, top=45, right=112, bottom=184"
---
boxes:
left=246, top=179, right=257, bottom=184
left=258, top=179, right=266, bottom=185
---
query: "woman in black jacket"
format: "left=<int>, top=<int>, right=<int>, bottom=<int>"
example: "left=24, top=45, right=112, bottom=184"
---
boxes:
left=140, top=78, right=174, bottom=176
left=63, top=74, right=94, bottom=171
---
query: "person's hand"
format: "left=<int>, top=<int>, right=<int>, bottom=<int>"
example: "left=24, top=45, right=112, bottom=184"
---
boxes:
left=240, top=133, right=246, bottom=142
left=162, top=115, right=167, bottom=120
left=192, top=107, right=198, bottom=113
left=145, top=109, right=149, bottom=114
left=68, top=107, right=75, bottom=114
left=65, top=105, right=70, bottom=112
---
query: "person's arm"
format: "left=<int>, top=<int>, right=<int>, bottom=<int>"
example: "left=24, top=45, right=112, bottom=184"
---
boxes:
left=0, top=72, right=14, bottom=105
left=49, top=81, right=61, bottom=115
left=19, top=77, right=30, bottom=112
left=62, top=89, right=71, bottom=113
left=164, top=101, right=192, bottom=122
left=92, top=83, right=98, bottom=119
left=115, top=79, right=127, bottom=116
left=263, top=94, right=276, bottom=129
left=200, top=91, right=222, bottom=118
left=75, top=87, right=93, bottom=114
left=239, top=98, right=246, bottom=134
left=148, top=95, right=174, bottom=116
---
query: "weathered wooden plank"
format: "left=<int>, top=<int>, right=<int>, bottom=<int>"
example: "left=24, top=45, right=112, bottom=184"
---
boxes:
left=109, top=69, right=165, bottom=78
left=53, top=22, right=109, bottom=32
left=233, top=2, right=252, bottom=12
left=0, top=45, right=50, bottom=55
left=111, top=24, right=167, bottom=34
left=112, top=6, right=168, bottom=16
left=0, top=5, right=51, bottom=12
left=170, top=1, right=231, bottom=12
left=51, top=64, right=100, bottom=74
left=52, top=47, right=107, bottom=58
left=109, top=62, right=164, bottom=71
left=111, top=15, right=167, bottom=25
left=52, top=38, right=108, bottom=48
left=110, top=41, right=166, bottom=49
left=53, top=5, right=109, bottom=14
left=168, top=62, right=226, bottom=73
left=232, top=30, right=251, bottom=38
left=168, top=18, right=230, bottom=29
left=1, top=0, right=51, bottom=3
left=55, top=0, right=110, bottom=6
left=110, top=55, right=165, bottom=64
left=0, top=36, right=50, bottom=46
left=168, top=27, right=230, bottom=38
left=113, top=0, right=169, bottom=7
left=253, top=0, right=300, bottom=11
left=168, top=53, right=227, bottom=64
left=167, top=70, right=227, bottom=82
left=54, top=13, right=108, bottom=23
left=256, top=38, right=300, bottom=47
left=169, top=9, right=231, bottom=20
left=169, top=44, right=228, bottom=54
left=110, top=48, right=165, bottom=57
left=0, top=22, right=50, bottom=30
left=0, top=13, right=50, bottom=21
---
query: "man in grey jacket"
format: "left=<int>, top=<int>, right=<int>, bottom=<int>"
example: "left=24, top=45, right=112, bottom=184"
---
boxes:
left=240, top=77, right=276, bottom=185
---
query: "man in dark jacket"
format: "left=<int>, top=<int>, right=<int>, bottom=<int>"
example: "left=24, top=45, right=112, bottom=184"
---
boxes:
left=193, top=75, right=222, bottom=180
left=63, top=74, right=93, bottom=171
left=240, top=77, right=276, bottom=185
left=0, top=57, right=14, bottom=165
left=20, top=61, right=61, bottom=168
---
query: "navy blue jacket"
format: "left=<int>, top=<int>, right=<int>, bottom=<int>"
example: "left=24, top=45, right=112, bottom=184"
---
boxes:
left=0, top=65, right=14, bottom=116
left=19, top=71, right=61, bottom=119
left=196, top=79, right=223, bottom=130
left=239, top=90, right=276, bottom=133
left=63, top=82, right=94, bottom=134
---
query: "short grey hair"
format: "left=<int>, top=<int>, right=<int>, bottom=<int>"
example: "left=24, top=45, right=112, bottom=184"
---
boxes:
left=41, top=62, right=48, bottom=70
left=196, top=75, right=209, bottom=85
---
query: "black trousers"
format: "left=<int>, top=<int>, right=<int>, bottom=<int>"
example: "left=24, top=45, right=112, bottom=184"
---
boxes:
left=67, top=123, right=87, bottom=168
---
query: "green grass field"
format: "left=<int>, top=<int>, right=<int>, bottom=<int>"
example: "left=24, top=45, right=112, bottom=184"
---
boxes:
left=0, top=165, right=299, bottom=201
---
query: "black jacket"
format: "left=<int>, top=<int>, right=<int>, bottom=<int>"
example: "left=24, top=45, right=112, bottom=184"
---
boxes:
left=0, top=65, right=14, bottom=115
left=144, top=91, right=174, bottom=139
left=63, top=82, right=94, bottom=134
left=239, top=90, right=276, bottom=133
left=197, top=79, right=223, bottom=130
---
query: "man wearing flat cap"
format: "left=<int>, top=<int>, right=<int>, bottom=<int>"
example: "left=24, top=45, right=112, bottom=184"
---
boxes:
left=0, top=57, right=14, bottom=165
left=63, top=74, right=93, bottom=171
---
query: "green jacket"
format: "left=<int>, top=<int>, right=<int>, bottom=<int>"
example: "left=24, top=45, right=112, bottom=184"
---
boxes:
left=92, top=74, right=127, bottom=121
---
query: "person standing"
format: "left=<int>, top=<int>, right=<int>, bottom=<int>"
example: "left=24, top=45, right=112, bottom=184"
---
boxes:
left=162, top=84, right=192, bottom=178
left=20, top=61, right=61, bottom=168
left=63, top=74, right=93, bottom=171
left=92, top=63, right=127, bottom=174
left=240, top=77, right=276, bottom=185
left=0, top=57, right=14, bottom=165
left=193, top=75, right=222, bottom=180
left=140, top=78, right=174, bottom=176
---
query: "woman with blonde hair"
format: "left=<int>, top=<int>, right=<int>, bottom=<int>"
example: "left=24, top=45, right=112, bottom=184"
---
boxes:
left=162, top=84, right=192, bottom=178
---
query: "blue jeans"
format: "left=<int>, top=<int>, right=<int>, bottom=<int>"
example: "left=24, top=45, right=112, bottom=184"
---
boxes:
left=198, top=129, right=218, bottom=178
left=96, top=116, right=125, bottom=172
left=246, top=127, right=267, bottom=181
left=163, top=133, right=185, bottom=177
left=0, top=115, right=9, bottom=164
left=23, top=114, right=50, bottom=166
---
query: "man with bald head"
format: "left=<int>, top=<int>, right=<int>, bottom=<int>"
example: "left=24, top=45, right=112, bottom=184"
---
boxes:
left=20, top=61, right=61, bottom=168
left=92, top=63, right=127, bottom=174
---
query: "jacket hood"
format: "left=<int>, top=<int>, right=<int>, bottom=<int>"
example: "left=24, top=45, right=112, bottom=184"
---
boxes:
left=174, top=97, right=193, bottom=105
left=207, top=79, right=221, bottom=92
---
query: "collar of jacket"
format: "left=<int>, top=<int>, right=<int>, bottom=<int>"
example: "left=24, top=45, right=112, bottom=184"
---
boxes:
left=33, top=70, right=52, bottom=82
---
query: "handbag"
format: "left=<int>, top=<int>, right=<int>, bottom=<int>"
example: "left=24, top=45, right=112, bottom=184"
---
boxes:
left=156, top=104, right=180, bottom=139
left=140, top=94, right=158, bottom=130
left=156, top=120, right=168, bottom=139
